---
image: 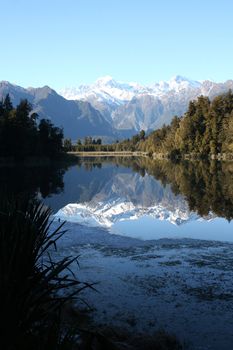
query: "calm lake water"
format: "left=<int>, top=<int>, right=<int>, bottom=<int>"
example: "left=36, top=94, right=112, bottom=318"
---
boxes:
left=45, top=157, right=233, bottom=242
left=2, top=157, right=233, bottom=242
left=2, top=157, right=233, bottom=349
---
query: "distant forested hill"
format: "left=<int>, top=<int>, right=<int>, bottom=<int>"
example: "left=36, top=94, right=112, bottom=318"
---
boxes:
left=113, top=91, right=233, bottom=157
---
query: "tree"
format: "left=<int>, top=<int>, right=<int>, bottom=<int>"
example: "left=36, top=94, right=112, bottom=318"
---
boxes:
left=3, top=94, right=13, bottom=113
left=134, top=90, right=233, bottom=157
left=63, top=138, right=73, bottom=152
left=84, top=136, right=92, bottom=145
left=139, top=130, right=145, bottom=140
left=38, top=119, right=63, bottom=156
left=0, top=96, right=64, bottom=159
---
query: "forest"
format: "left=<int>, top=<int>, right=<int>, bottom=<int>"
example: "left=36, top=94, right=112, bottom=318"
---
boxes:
left=3, top=91, right=233, bottom=159
left=104, top=90, right=233, bottom=157
left=112, top=157, right=233, bottom=221
left=0, top=95, right=63, bottom=159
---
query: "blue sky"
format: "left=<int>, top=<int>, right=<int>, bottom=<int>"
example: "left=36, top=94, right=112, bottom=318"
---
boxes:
left=0, top=0, right=232, bottom=89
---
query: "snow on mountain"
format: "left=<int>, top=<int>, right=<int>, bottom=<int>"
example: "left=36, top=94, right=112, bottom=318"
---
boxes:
left=53, top=168, right=216, bottom=229
left=54, top=199, right=201, bottom=228
left=60, top=75, right=201, bottom=102
left=0, top=81, right=114, bottom=139
left=153, top=75, right=201, bottom=94
left=1, top=76, right=233, bottom=139
left=60, top=75, right=148, bottom=104
left=59, top=75, right=217, bottom=134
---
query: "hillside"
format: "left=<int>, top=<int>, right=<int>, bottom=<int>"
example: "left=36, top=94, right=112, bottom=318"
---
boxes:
left=1, top=77, right=233, bottom=140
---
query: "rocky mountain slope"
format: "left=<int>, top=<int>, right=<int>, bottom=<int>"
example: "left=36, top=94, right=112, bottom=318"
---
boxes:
left=61, top=76, right=233, bottom=135
left=52, top=167, right=202, bottom=227
left=1, top=76, right=233, bottom=140
left=0, top=81, right=113, bottom=139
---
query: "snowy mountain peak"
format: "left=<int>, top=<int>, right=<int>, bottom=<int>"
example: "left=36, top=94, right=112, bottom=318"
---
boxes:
left=60, top=75, right=203, bottom=103
left=168, top=75, right=201, bottom=90
left=60, top=76, right=145, bottom=103
left=170, top=75, right=189, bottom=82
left=54, top=200, right=201, bottom=229
left=95, top=75, right=115, bottom=86
left=1, top=77, right=233, bottom=140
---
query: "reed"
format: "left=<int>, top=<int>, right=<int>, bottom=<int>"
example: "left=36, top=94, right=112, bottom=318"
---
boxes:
left=0, top=196, right=92, bottom=349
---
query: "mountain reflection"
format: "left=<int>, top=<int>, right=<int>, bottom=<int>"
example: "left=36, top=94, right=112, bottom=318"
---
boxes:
left=1, top=158, right=232, bottom=225
left=118, top=157, right=233, bottom=221
left=50, top=157, right=233, bottom=226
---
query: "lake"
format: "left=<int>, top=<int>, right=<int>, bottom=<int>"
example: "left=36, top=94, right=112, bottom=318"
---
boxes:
left=2, top=157, right=233, bottom=349
left=44, top=157, right=233, bottom=242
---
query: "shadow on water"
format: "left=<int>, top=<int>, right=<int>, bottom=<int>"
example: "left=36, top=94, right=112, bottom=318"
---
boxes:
left=66, top=156, right=233, bottom=221
left=120, top=157, right=233, bottom=221
left=1, top=157, right=233, bottom=222
left=0, top=164, right=66, bottom=200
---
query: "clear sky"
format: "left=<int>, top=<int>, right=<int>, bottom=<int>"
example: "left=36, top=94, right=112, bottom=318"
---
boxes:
left=0, top=0, right=232, bottom=89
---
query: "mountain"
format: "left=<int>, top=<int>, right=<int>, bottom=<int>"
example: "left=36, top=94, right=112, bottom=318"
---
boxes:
left=0, top=81, right=114, bottom=139
left=0, top=81, right=33, bottom=104
left=43, top=160, right=198, bottom=228
left=53, top=171, right=204, bottom=228
left=1, top=77, right=233, bottom=140
left=60, top=76, right=233, bottom=136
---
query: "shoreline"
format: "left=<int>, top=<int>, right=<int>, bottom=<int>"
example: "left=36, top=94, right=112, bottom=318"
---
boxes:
left=68, top=151, right=233, bottom=161
left=54, top=220, right=233, bottom=350
left=0, top=152, right=233, bottom=167
left=68, top=151, right=149, bottom=157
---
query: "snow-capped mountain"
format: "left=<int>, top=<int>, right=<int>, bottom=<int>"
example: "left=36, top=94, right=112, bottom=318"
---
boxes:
left=60, top=75, right=147, bottom=103
left=54, top=199, right=200, bottom=228
left=0, top=81, right=114, bottom=139
left=60, top=75, right=202, bottom=102
left=60, top=76, right=233, bottom=135
left=1, top=76, right=233, bottom=140
left=52, top=170, right=208, bottom=228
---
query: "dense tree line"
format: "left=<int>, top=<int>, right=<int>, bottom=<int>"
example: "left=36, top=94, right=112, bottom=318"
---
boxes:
left=105, top=156, right=233, bottom=221
left=0, top=95, right=64, bottom=159
left=114, top=91, right=233, bottom=157
left=64, top=136, right=103, bottom=152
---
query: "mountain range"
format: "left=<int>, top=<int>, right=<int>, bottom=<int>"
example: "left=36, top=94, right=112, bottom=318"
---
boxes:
left=1, top=76, right=233, bottom=140
left=53, top=169, right=201, bottom=228
left=42, top=161, right=214, bottom=228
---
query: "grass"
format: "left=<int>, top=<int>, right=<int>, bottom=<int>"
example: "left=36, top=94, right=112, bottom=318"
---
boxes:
left=0, top=196, right=93, bottom=349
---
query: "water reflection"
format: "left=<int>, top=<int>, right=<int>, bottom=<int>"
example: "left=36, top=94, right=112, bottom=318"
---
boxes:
left=115, top=158, right=233, bottom=221
left=0, top=164, right=66, bottom=199
left=46, top=159, right=191, bottom=226
left=46, top=157, right=233, bottom=241
left=1, top=158, right=233, bottom=240
left=40, top=158, right=232, bottom=232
